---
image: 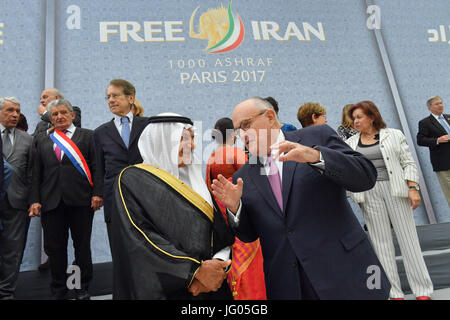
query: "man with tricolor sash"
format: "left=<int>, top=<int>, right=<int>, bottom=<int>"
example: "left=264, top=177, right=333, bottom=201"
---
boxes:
left=28, top=99, right=103, bottom=300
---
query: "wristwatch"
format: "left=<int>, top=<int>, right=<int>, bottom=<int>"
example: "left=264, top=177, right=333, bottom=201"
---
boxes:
left=409, top=185, right=420, bottom=191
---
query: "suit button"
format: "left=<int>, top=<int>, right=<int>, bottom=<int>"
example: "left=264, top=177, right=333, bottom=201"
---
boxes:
left=287, top=229, right=293, bottom=235
left=292, top=262, right=297, bottom=268
left=390, top=171, right=392, bottom=174
left=386, top=157, right=389, bottom=160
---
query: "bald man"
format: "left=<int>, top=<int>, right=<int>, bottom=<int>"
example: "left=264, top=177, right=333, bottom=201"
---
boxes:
left=33, top=89, right=81, bottom=136
left=212, top=97, right=390, bottom=300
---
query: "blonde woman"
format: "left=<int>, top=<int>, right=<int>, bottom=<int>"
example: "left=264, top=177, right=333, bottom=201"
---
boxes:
left=337, top=104, right=358, bottom=140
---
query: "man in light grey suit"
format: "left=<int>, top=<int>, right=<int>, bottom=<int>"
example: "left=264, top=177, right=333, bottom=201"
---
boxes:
left=0, top=97, right=33, bottom=299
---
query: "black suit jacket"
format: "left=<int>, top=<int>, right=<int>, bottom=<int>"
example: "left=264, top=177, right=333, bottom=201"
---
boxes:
left=33, top=106, right=82, bottom=136
left=29, top=127, right=101, bottom=212
left=229, top=125, right=390, bottom=300
left=93, top=116, right=149, bottom=222
left=417, top=113, right=450, bottom=171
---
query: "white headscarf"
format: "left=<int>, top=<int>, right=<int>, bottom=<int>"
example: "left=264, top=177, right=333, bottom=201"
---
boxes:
left=138, top=113, right=213, bottom=207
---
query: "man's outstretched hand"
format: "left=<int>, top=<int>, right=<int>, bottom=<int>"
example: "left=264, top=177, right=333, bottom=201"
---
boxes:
left=211, top=174, right=243, bottom=214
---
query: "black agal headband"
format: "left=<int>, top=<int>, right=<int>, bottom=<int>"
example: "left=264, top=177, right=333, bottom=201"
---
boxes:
left=148, top=115, right=193, bottom=126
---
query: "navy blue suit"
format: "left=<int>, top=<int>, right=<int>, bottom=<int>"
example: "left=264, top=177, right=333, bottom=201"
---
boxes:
left=93, top=117, right=149, bottom=224
left=230, top=125, right=390, bottom=300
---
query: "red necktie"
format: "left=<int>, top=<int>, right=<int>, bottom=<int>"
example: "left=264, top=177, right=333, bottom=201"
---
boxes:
left=54, top=130, right=67, bottom=162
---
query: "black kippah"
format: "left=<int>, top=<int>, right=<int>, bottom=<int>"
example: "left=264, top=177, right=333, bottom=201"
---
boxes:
left=148, top=115, right=193, bottom=125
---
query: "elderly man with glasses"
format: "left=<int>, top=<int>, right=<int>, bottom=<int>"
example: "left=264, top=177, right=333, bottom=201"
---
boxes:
left=211, top=96, right=391, bottom=300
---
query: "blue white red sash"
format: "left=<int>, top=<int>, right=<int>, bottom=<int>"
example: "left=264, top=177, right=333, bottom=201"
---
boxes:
left=49, top=129, right=93, bottom=187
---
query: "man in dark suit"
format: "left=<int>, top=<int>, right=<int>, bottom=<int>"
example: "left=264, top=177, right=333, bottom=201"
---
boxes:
left=33, top=88, right=81, bottom=136
left=33, top=88, right=82, bottom=271
left=93, top=79, right=149, bottom=250
left=211, top=97, right=390, bottom=300
left=417, top=96, right=450, bottom=206
left=28, top=99, right=103, bottom=300
left=0, top=97, right=33, bottom=299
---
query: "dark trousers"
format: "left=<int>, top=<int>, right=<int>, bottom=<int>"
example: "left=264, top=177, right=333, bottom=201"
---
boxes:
left=0, top=196, right=29, bottom=299
left=41, top=201, right=94, bottom=297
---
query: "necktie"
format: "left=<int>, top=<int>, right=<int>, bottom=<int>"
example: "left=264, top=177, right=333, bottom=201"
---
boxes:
left=438, top=115, right=450, bottom=135
left=267, top=155, right=283, bottom=211
left=54, top=129, right=67, bottom=162
left=121, top=117, right=130, bottom=148
left=2, top=128, right=12, bottom=158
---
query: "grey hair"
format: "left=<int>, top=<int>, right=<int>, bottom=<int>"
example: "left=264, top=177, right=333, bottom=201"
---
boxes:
left=46, top=88, right=65, bottom=100
left=427, top=96, right=442, bottom=107
left=47, top=99, right=73, bottom=114
left=250, top=96, right=279, bottom=121
left=0, top=97, right=21, bottom=110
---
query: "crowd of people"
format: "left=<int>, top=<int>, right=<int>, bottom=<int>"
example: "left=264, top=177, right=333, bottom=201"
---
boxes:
left=0, top=79, right=449, bottom=300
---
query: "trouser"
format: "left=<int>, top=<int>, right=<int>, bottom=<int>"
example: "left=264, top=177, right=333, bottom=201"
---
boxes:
left=435, top=170, right=450, bottom=207
left=0, top=196, right=29, bottom=299
left=41, top=201, right=94, bottom=297
left=360, top=180, right=433, bottom=298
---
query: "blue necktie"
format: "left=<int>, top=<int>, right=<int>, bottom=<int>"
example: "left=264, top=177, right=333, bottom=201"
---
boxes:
left=438, top=115, right=450, bottom=135
left=121, top=117, right=130, bottom=148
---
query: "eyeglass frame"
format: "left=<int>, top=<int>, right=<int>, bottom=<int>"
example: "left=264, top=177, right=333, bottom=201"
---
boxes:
left=105, top=93, right=127, bottom=101
left=234, top=109, right=269, bottom=135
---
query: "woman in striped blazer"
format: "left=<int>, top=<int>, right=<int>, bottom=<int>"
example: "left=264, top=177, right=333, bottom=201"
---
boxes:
left=345, top=101, right=433, bottom=300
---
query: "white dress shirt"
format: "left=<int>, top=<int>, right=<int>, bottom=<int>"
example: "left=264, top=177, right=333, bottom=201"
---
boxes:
left=0, top=124, right=15, bottom=146
left=431, top=113, right=450, bottom=145
left=228, top=129, right=325, bottom=225
left=113, top=111, right=134, bottom=137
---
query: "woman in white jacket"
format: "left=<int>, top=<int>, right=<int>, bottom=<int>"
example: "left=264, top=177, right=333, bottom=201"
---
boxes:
left=346, top=101, right=433, bottom=300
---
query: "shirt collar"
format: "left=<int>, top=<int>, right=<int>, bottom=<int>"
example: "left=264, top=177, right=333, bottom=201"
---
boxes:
left=0, top=124, right=14, bottom=134
left=65, top=123, right=76, bottom=133
left=114, top=111, right=134, bottom=125
left=261, top=129, right=285, bottom=166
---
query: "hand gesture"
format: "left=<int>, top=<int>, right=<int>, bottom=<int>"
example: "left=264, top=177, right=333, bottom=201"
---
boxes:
left=271, top=141, right=320, bottom=163
left=211, top=174, right=243, bottom=214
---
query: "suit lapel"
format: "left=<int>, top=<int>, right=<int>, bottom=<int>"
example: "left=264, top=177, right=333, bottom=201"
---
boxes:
left=6, top=129, right=19, bottom=160
left=106, top=119, right=128, bottom=150
left=282, top=131, right=299, bottom=212
left=129, top=117, right=147, bottom=147
left=249, top=163, right=283, bottom=217
left=429, top=115, right=448, bottom=135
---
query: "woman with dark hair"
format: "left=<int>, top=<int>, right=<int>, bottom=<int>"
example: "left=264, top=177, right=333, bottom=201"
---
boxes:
left=337, top=104, right=357, bottom=140
left=16, top=113, right=29, bottom=132
left=345, top=101, right=433, bottom=300
left=206, top=117, right=266, bottom=300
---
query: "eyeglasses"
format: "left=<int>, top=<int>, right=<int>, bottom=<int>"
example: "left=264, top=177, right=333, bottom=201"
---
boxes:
left=105, top=93, right=125, bottom=101
left=234, top=109, right=268, bottom=134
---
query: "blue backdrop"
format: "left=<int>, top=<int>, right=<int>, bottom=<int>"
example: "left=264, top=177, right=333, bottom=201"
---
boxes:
left=0, top=0, right=448, bottom=271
